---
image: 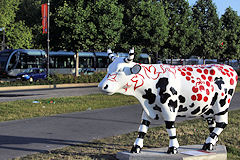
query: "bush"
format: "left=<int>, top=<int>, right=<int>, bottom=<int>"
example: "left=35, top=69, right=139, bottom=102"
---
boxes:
left=0, top=72, right=107, bottom=87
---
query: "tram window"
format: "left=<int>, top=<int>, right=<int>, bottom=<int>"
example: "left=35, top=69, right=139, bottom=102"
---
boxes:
left=138, top=58, right=149, bottom=64
left=79, top=57, right=94, bottom=68
left=8, top=53, right=18, bottom=70
left=97, top=57, right=109, bottom=68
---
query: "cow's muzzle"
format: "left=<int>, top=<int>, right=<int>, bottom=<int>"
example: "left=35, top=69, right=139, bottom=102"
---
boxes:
left=98, top=83, right=113, bottom=95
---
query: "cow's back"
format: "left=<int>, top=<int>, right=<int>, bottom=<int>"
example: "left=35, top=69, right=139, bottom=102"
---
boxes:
left=154, top=64, right=238, bottom=118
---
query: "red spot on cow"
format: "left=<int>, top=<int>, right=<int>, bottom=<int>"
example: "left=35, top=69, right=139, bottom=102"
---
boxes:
left=187, top=72, right=192, bottom=76
left=210, top=69, right=215, bottom=75
left=224, top=69, right=229, bottom=72
left=199, top=85, right=205, bottom=91
left=186, top=76, right=191, bottom=81
left=201, top=75, right=206, bottom=80
left=192, top=87, right=198, bottom=93
left=230, top=78, right=234, bottom=85
left=191, top=80, right=195, bottom=83
left=211, top=85, right=214, bottom=92
left=236, top=75, right=238, bottom=81
left=226, top=73, right=231, bottom=77
left=206, top=81, right=210, bottom=87
left=197, top=69, right=202, bottom=73
left=204, top=69, right=208, bottom=74
left=182, top=68, right=186, bottom=71
left=230, top=72, right=233, bottom=77
left=178, top=69, right=181, bottom=71
left=181, top=72, right=186, bottom=76
left=228, top=98, right=231, bottom=103
left=221, top=92, right=224, bottom=96
left=191, top=95, right=196, bottom=101
left=206, top=89, right=210, bottom=95
left=203, top=96, right=208, bottom=102
left=187, top=67, right=193, bottom=71
left=221, top=71, right=226, bottom=75
left=229, top=68, right=234, bottom=71
left=208, top=76, right=213, bottom=82
left=197, top=94, right=202, bottom=101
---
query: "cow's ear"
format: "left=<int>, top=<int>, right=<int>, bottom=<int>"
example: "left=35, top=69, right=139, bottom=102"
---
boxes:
left=130, top=64, right=141, bottom=74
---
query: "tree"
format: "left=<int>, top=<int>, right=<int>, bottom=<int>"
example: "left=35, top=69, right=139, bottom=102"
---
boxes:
left=131, top=0, right=169, bottom=62
left=117, top=0, right=140, bottom=51
left=0, top=0, right=20, bottom=28
left=54, top=0, right=124, bottom=52
left=220, top=7, right=240, bottom=61
left=5, top=21, right=33, bottom=49
left=192, top=0, right=222, bottom=61
left=161, top=0, right=201, bottom=60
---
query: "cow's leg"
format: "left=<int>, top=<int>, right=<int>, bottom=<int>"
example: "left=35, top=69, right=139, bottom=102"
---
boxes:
left=165, top=121, right=179, bottom=154
left=130, top=111, right=151, bottom=153
left=206, top=117, right=216, bottom=133
left=202, top=112, right=228, bottom=150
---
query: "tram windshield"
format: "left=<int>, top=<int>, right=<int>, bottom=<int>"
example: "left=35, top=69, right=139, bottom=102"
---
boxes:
left=0, top=51, right=11, bottom=70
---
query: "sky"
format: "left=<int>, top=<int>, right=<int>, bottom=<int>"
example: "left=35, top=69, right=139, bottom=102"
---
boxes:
left=188, top=0, right=240, bottom=17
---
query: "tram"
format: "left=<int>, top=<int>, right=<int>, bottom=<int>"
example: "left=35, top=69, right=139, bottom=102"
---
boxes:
left=0, top=49, right=151, bottom=77
left=0, top=49, right=46, bottom=77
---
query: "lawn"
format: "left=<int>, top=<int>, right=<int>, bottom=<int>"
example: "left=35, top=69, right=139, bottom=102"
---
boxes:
left=15, top=109, right=240, bottom=160
left=0, top=94, right=138, bottom=122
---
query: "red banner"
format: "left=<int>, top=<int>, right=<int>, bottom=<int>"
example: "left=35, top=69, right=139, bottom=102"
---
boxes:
left=41, top=3, right=48, bottom=34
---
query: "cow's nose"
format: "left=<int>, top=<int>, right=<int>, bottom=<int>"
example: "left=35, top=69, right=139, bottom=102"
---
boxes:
left=104, top=84, right=108, bottom=90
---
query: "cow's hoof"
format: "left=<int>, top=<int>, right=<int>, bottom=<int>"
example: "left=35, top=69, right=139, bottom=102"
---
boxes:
left=130, top=145, right=142, bottom=153
left=202, top=143, right=215, bottom=150
left=167, top=146, right=178, bottom=154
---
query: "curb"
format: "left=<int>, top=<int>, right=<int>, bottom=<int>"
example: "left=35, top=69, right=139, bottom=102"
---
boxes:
left=0, top=83, right=99, bottom=91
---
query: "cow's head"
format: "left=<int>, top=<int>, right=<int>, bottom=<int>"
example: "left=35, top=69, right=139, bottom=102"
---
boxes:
left=98, top=48, right=142, bottom=95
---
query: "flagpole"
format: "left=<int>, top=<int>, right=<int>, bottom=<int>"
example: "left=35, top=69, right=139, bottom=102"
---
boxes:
left=47, top=0, right=50, bottom=77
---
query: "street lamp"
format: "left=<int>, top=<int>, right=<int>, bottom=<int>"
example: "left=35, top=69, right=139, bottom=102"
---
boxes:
left=0, top=27, right=5, bottom=51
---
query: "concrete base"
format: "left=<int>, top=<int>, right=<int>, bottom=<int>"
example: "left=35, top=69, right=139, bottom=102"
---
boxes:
left=116, top=145, right=227, bottom=160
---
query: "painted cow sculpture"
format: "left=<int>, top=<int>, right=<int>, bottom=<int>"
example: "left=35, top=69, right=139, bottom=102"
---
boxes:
left=98, top=48, right=238, bottom=154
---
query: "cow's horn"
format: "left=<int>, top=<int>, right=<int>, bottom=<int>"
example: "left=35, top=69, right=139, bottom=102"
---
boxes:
left=125, top=47, right=134, bottom=63
left=107, top=48, right=117, bottom=61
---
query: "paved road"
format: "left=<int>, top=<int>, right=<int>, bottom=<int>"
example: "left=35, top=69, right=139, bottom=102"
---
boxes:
left=0, top=86, right=101, bottom=102
left=0, top=91, right=239, bottom=159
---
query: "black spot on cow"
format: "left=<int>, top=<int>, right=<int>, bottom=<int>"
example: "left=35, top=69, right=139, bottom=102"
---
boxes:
left=168, top=100, right=178, bottom=112
left=201, top=105, right=209, bottom=114
left=156, top=77, right=169, bottom=94
left=170, top=87, right=177, bottom=95
left=178, top=105, right=188, bottom=112
left=215, top=108, right=228, bottom=116
left=191, top=106, right=201, bottom=115
left=142, top=88, right=156, bottom=104
left=177, top=115, right=186, bottom=117
left=204, top=109, right=214, bottom=115
left=228, top=89, right=234, bottom=96
left=154, top=114, right=159, bottom=120
left=160, top=93, right=171, bottom=104
left=153, top=105, right=162, bottom=112
left=219, top=95, right=227, bottom=107
left=225, top=88, right=227, bottom=94
left=178, top=95, right=186, bottom=103
left=214, top=77, right=225, bottom=90
left=210, top=92, right=218, bottom=106
left=189, top=103, right=195, bottom=108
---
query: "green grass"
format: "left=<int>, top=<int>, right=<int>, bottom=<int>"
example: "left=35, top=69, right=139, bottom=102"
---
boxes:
left=0, top=94, right=138, bottom=122
left=15, top=110, right=240, bottom=160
